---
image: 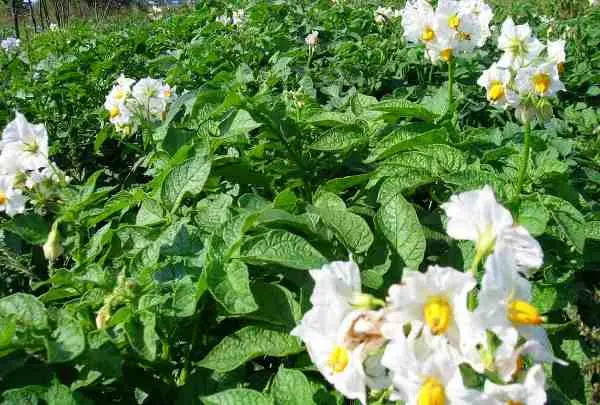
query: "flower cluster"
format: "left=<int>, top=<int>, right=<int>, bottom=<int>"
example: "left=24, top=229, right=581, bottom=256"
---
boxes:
left=400, top=0, right=493, bottom=64
left=149, top=5, right=163, bottom=20
left=104, top=75, right=174, bottom=134
left=292, top=186, right=565, bottom=405
left=0, top=113, right=65, bottom=216
left=373, top=6, right=401, bottom=24
left=478, top=18, right=566, bottom=123
left=216, top=9, right=246, bottom=26
left=1, top=37, right=21, bottom=53
left=305, top=31, right=319, bottom=50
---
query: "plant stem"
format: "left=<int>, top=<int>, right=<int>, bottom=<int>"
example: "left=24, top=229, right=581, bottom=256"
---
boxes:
left=516, top=120, right=532, bottom=200
left=447, top=59, right=454, bottom=112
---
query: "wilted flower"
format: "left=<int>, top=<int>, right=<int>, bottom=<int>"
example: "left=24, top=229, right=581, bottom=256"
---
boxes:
left=292, top=262, right=388, bottom=404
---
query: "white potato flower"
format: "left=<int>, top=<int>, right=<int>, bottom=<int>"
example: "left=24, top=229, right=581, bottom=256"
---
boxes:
left=232, top=9, right=246, bottom=26
left=441, top=185, right=543, bottom=275
left=0, top=175, right=27, bottom=217
left=547, top=39, right=566, bottom=74
left=484, top=364, right=547, bottom=405
left=461, top=0, right=493, bottom=46
left=476, top=250, right=557, bottom=362
left=497, top=17, right=544, bottom=69
left=1, top=37, right=21, bottom=52
left=374, top=6, right=397, bottom=23
left=292, top=262, right=388, bottom=405
left=425, top=35, right=457, bottom=64
left=591, top=0, right=599, bottom=6
left=305, top=31, right=319, bottom=49
left=131, top=78, right=171, bottom=117
left=1, top=112, right=49, bottom=172
left=515, top=62, right=565, bottom=98
left=216, top=15, right=229, bottom=25
left=400, top=0, right=437, bottom=45
left=382, top=325, right=488, bottom=404
left=49, top=23, right=58, bottom=31
left=385, top=265, right=475, bottom=345
left=477, top=63, right=520, bottom=108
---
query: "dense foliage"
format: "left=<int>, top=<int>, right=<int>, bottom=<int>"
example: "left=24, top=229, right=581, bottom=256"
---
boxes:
left=0, top=1, right=599, bottom=404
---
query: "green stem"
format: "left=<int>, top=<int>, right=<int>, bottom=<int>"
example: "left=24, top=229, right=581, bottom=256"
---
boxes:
left=516, top=121, right=532, bottom=200
left=447, top=59, right=454, bottom=112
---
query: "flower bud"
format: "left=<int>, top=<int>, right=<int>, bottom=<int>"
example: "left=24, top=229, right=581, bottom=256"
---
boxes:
left=43, top=222, right=63, bottom=262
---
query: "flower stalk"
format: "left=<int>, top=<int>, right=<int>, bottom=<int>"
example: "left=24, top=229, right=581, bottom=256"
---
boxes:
left=515, top=120, right=532, bottom=200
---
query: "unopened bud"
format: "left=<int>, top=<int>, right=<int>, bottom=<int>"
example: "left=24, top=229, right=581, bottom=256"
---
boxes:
left=43, top=222, right=63, bottom=262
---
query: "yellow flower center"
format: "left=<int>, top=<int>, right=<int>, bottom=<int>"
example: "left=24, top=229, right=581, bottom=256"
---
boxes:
left=110, top=106, right=120, bottom=119
left=421, top=27, right=435, bottom=42
left=532, top=73, right=551, bottom=95
left=163, top=88, right=171, bottom=97
left=418, top=377, right=446, bottom=405
left=488, top=81, right=506, bottom=102
left=507, top=401, right=524, bottom=405
left=507, top=299, right=544, bottom=325
left=440, top=48, right=453, bottom=62
left=508, top=38, right=527, bottom=56
left=424, top=296, right=452, bottom=335
left=448, top=15, right=460, bottom=30
left=114, top=88, right=127, bottom=102
left=23, top=141, right=39, bottom=153
left=327, top=345, right=350, bottom=374
left=0, top=192, right=7, bottom=205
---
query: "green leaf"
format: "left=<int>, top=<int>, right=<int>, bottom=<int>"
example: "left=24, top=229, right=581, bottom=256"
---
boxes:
left=320, top=174, right=370, bottom=194
left=208, top=260, right=258, bottom=315
left=220, top=109, right=262, bottom=138
left=271, top=368, right=315, bottom=405
left=161, top=149, right=212, bottom=213
left=369, top=99, right=436, bottom=122
left=45, top=310, right=85, bottom=363
left=0, top=293, right=48, bottom=331
left=124, top=311, right=159, bottom=362
left=136, top=198, right=165, bottom=226
left=517, top=199, right=549, bottom=236
left=311, top=206, right=373, bottom=254
left=195, top=194, right=233, bottom=232
left=542, top=195, right=586, bottom=253
left=376, top=189, right=425, bottom=270
left=198, top=326, right=303, bottom=372
left=3, top=214, right=50, bottom=245
left=248, top=282, right=300, bottom=327
left=239, top=231, right=327, bottom=270
left=202, top=389, right=273, bottom=405
left=366, top=127, right=448, bottom=163
left=309, top=129, right=365, bottom=151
